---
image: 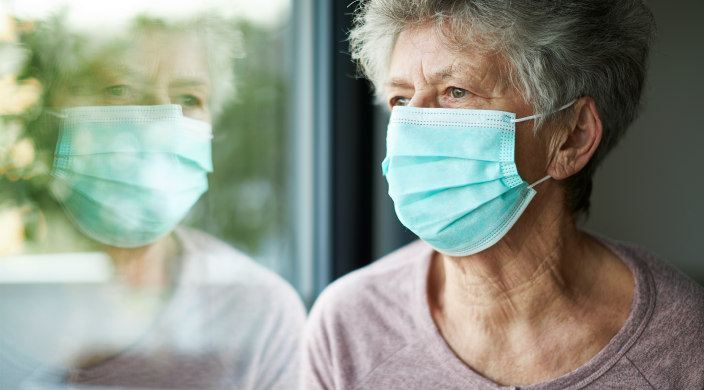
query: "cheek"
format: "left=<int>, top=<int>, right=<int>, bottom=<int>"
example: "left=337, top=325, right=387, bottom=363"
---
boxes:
left=184, top=108, right=211, bottom=124
left=513, top=124, right=550, bottom=182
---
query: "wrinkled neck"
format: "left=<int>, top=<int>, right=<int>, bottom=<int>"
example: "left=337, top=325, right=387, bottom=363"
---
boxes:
left=434, top=219, right=586, bottom=321
left=428, top=183, right=596, bottom=326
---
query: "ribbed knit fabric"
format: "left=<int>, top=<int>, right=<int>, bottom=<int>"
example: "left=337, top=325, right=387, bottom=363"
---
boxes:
left=302, top=237, right=704, bottom=390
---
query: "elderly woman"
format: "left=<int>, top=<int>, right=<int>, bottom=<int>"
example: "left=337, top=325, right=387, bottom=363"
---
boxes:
left=0, top=17, right=304, bottom=390
left=302, top=1, right=704, bottom=389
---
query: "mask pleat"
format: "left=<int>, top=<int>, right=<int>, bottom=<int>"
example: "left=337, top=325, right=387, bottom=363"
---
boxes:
left=427, top=187, right=535, bottom=254
left=53, top=178, right=173, bottom=247
left=53, top=154, right=207, bottom=191
left=53, top=175, right=200, bottom=222
left=383, top=105, right=544, bottom=256
left=57, top=106, right=213, bottom=172
left=387, top=125, right=511, bottom=162
left=385, top=156, right=506, bottom=196
left=397, top=179, right=515, bottom=225
left=50, top=105, right=211, bottom=248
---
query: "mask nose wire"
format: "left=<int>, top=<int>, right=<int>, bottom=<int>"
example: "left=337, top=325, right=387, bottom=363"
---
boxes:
left=510, top=100, right=576, bottom=124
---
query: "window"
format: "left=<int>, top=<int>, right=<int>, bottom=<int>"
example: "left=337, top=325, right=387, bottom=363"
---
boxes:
left=0, top=1, right=311, bottom=388
left=3, top=1, right=699, bottom=389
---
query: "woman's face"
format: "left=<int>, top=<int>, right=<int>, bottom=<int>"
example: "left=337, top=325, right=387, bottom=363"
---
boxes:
left=55, top=30, right=212, bottom=123
left=385, top=25, right=553, bottom=184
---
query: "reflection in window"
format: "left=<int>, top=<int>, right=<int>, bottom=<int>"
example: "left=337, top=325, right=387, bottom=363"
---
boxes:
left=0, top=2, right=304, bottom=389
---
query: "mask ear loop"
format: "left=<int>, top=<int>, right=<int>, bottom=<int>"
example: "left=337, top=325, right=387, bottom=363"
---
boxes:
left=45, top=111, right=67, bottom=119
left=528, top=175, right=551, bottom=189
left=514, top=101, right=576, bottom=189
left=510, top=101, right=576, bottom=123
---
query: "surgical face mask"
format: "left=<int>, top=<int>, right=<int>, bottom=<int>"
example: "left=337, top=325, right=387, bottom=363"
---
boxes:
left=50, top=104, right=213, bottom=248
left=382, top=103, right=572, bottom=257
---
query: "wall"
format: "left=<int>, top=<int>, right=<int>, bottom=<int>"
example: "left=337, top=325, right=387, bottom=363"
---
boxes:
left=584, top=0, right=704, bottom=284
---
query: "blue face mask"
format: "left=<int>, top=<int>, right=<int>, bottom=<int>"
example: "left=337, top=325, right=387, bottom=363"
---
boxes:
left=50, top=104, right=213, bottom=248
left=382, top=104, right=571, bottom=257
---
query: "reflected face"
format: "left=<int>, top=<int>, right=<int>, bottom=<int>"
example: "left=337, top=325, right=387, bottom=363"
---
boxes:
left=385, top=25, right=551, bottom=182
left=47, top=29, right=214, bottom=251
left=56, top=31, right=212, bottom=123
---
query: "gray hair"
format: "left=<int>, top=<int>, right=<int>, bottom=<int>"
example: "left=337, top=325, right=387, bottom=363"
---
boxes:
left=349, top=0, right=656, bottom=215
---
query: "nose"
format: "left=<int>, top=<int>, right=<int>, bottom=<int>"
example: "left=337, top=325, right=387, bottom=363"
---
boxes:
left=140, top=88, right=171, bottom=106
left=407, top=87, right=439, bottom=108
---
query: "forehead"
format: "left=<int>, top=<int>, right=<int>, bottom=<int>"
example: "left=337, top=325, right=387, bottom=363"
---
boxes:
left=120, top=31, right=210, bottom=81
left=387, top=25, right=506, bottom=87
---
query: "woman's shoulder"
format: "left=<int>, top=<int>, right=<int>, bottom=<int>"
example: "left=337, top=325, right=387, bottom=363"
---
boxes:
left=307, top=239, right=432, bottom=341
left=174, top=227, right=290, bottom=287
left=302, top=240, right=433, bottom=389
left=603, top=237, right=704, bottom=309
left=172, top=227, right=306, bottom=316
left=170, top=225, right=306, bottom=332
left=599, top=237, right=704, bottom=388
left=311, top=239, right=431, bottom=318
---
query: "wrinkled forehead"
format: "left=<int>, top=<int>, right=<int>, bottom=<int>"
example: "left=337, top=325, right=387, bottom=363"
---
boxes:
left=385, top=23, right=512, bottom=86
left=47, top=28, right=213, bottom=110
left=110, top=30, right=210, bottom=83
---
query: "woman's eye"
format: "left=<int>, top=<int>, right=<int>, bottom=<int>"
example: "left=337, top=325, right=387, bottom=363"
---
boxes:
left=178, top=95, right=201, bottom=107
left=450, top=88, right=467, bottom=99
left=390, top=96, right=410, bottom=107
left=104, top=85, right=129, bottom=97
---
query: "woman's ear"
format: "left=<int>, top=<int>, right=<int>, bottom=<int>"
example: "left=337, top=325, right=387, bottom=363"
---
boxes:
left=547, top=97, right=602, bottom=180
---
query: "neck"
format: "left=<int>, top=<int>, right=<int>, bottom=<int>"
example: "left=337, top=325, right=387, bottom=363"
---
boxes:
left=104, top=234, right=179, bottom=287
left=427, top=185, right=634, bottom=385
left=430, top=206, right=595, bottom=327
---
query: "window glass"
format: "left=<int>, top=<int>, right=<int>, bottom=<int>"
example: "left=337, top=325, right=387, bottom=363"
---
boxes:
left=0, top=1, right=306, bottom=389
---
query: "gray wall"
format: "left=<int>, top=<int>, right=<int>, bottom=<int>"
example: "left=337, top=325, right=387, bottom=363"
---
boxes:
left=583, top=1, right=704, bottom=284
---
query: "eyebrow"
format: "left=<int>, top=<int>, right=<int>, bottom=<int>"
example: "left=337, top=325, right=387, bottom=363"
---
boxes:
left=109, top=63, right=210, bottom=87
left=385, top=65, right=467, bottom=88
left=170, top=77, right=210, bottom=89
left=385, top=78, right=412, bottom=89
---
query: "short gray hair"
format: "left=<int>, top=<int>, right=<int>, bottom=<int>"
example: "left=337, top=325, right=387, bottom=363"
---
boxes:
left=350, top=0, right=656, bottom=215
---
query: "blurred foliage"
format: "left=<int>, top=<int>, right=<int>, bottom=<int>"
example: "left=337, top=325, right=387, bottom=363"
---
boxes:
left=186, top=19, right=289, bottom=255
left=1, top=12, right=290, bottom=257
left=0, top=14, right=50, bottom=256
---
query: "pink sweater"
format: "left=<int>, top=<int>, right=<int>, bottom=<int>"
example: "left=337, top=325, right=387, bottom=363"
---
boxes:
left=302, top=237, right=704, bottom=389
